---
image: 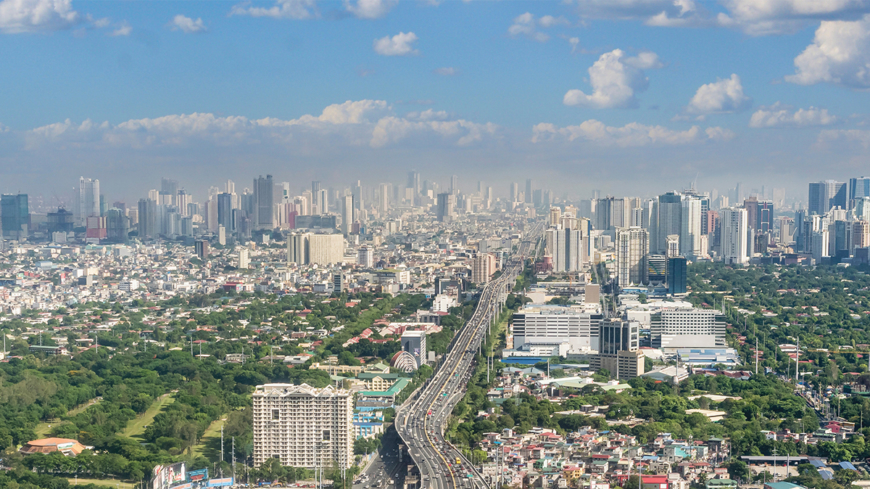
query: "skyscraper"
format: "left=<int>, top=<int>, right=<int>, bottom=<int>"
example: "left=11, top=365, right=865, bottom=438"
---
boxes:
left=160, top=178, right=179, bottom=206
left=720, top=207, right=748, bottom=264
left=510, top=182, right=519, bottom=203
left=592, top=319, right=643, bottom=380
left=217, top=193, right=234, bottom=232
left=680, top=196, right=701, bottom=257
left=436, top=192, right=455, bottom=223
left=849, top=177, right=870, bottom=208
left=77, top=177, right=100, bottom=225
left=667, top=257, right=687, bottom=294
left=287, top=232, right=309, bottom=265
left=340, top=194, right=354, bottom=235
left=407, top=171, right=420, bottom=202
left=808, top=180, right=846, bottom=215
left=138, top=198, right=157, bottom=239
left=655, top=191, right=682, bottom=254
left=1, top=194, right=29, bottom=239
left=254, top=175, right=274, bottom=229
left=378, top=183, right=390, bottom=213
left=525, top=179, right=533, bottom=204
left=450, top=175, right=459, bottom=195
left=616, top=227, right=649, bottom=286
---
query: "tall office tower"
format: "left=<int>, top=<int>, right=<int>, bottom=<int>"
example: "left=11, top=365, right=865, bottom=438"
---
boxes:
left=549, top=207, right=562, bottom=227
left=352, top=181, right=363, bottom=211
left=252, top=384, right=353, bottom=469
left=1, top=194, right=29, bottom=239
left=195, top=240, right=209, bottom=260
left=180, top=217, right=193, bottom=237
left=218, top=225, right=226, bottom=245
left=148, top=189, right=159, bottom=202
left=591, top=319, right=643, bottom=380
left=855, top=198, right=870, bottom=222
left=205, top=198, right=219, bottom=232
left=137, top=198, right=157, bottom=238
left=77, top=177, right=100, bottom=225
left=401, top=331, right=427, bottom=368
left=680, top=196, right=701, bottom=257
left=850, top=177, right=870, bottom=208
left=705, top=210, right=720, bottom=235
left=667, top=256, right=687, bottom=294
left=650, top=306, right=726, bottom=349
left=378, top=183, right=390, bottom=213
left=105, top=209, right=128, bottom=243
left=472, top=253, right=497, bottom=284
left=793, top=209, right=807, bottom=251
left=226, top=180, right=235, bottom=195
left=485, top=187, right=493, bottom=208
left=176, top=190, right=191, bottom=217
left=160, top=178, right=179, bottom=205
left=525, top=179, right=533, bottom=204
left=287, top=232, right=310, bottom=265
left=254, top=175, right=274, bottom=229
left=758, top=200, right=774, bottom=234
left=340, top=194, right=354, bottom=235
left=358, top=246, right=374, bottom=267
left=853, top=220, right=870, bottom=253
left=655, top=191, right=682, bottom=253
left=720, top=207, right=749, bottom=264
left=646, top=254, right=667, bottom=283
left=436, top=192, right=455, bottom=223
left=812, top=228, right=829, bottom=261
left=450, top=175, right=459, bottom=194
left=316, top=189, right=329, bottom=215
left=830, top=220, right=850, bottom=258
left=407, top=171, right=420, bottom=200
left=743, top=197, right=759, bottom=234
left=309, top=233, right=345, bottom=265
left=238, top=248, right=250, bottom=269
left=616, top=227, right=649, bottom=287
left=311, top=180, right=321, bottom=195
left=217, top=193, right=234, bottom=232
left=777, top=216, right=794, bottom=245
left=808, top=180, right=847, bottom=215
left=510, top=182, right=519, bottom=203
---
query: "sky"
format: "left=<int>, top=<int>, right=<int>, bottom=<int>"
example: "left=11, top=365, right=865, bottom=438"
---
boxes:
left=2, top=0, right=870, bottom=205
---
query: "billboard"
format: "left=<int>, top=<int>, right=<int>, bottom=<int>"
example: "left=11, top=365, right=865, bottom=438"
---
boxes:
left=170, top=484, right=192, bottom=489
left=187, top=468, right=209, bottom=482
left=207, top=478, right=234, bottom=487
left=152, top=462, right=186, bottom=489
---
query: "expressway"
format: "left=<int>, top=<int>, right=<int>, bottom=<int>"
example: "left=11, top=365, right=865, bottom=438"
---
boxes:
left=395, top=222, right=543, bottom=489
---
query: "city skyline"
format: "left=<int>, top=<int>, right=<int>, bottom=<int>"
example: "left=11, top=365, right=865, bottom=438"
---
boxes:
left=2, top=1, right=870, bottom=198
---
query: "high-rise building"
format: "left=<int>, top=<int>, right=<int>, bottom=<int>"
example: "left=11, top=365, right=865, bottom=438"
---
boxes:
left=545, top=227, right=584, bottom=272
left=378, top=183, right=390, bottom=213
left=450, top=175, right=459, bottom=194
left=105, top=209, right=129, bottom=243
left=808, top=180, right=847, bottom=215
left=401, top=330, right=427, bottom=368
left=591, top=319, right=643, bottom=380
left=77, top=177, right=100, bottom=225
left=340, top=194, right=354, bottom=235
left=47, top=208, right=74, bottom=234
left=680, top=196, right=702, bottom=257
left=853, top=220, right=870, bottom=253
left=1, top=194, right=29, bottom=239
left=308, top=233, right=345, bottom=265
left=667, top=256, right=687, bottom=295
left=720, top=207, right=748, bottom=265
left=358, top=246, right=374, bottom=268
left=472, top=253, right=497, bottom=285
left=160, top=178, right=179, bottom=206
left=849, top=177, right=870, bottom=208
left=253, top=175, right=274, bottom=229
left=217, top=193, right=234, bottom=232
left=287, top=233, right=309, bottom=265
left=616, top=227, right=648, bottom=286
left=195, top=240, right=209, bottom=260
left=252, top=384, right=353, bottom=469
left=646, top=254, right=667, bottom=283
left=650, top=307, right=726, bottom=350
left=655, top=191, right=682, bottom=254
left=137, top=198, right=157, bottom=239
left=316, top=189, right=329, bottom=216
left=239, top=248, right=250, bottom=269
left=525, top=179, right=533, bottom=204
left=407, top=171, right=420, bottom=202
left=512, top=304, right=602, bottom=353
left=549, top=207, right=561, bottom=227
left=510, top=182, right=519, bottom=203
left=436, top=192, right=455, bottom=223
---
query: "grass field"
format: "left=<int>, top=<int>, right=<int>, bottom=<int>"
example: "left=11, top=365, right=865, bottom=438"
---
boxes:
left=190, top=417, right=226, bottom=460
left=33, top=398, right=103, bottom=438
left=122, top=393, right=175, bottom=439
left=67, top=477, right=134, bottom=488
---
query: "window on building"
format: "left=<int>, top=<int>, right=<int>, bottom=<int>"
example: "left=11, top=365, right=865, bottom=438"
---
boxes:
left=323, top=430, right=331, bottom=441
left=272, top=409, right=280, bottom=420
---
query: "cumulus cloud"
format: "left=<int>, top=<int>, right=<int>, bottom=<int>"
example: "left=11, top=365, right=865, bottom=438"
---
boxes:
left=749, top=103, right=839, bottom=127
left=686, top=74, right=751, bottom=116
left=569, top=0, right=710, bottom=27
left=0, top=0, right=80, bottom=33
left=22, top=100, right=497, bottom=150
left=373, top=32, right=419, bottom=56
left=531, top=119, right=733, bottom=146
left=563, top=49, right=663, bottom=109
left=434, top=67, right=458, bottom=76
left=717, top=0, right=870, bottom=35
left=169, top=14, right=206, bottom=33
left=508, top=12, right=569, bottom=42
left=345, top=0, right=397, bottom=19
left=786, top=15, right=870, bottom=88
left=230, top=0, right=317, bottom=19
left=110, top=21, right=131, bottom=36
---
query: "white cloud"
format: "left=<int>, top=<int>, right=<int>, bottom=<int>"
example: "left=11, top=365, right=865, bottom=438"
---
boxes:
left=23, top=100, right=497, bottom=150
left=373, top=31, right=419, bottom=56
left=345, top=0, right=397, bottom=19
left=169, top=14, right=206, bottom=33
left=818, top=128, right=870, bottom=147
left=563, top=49, right=663, bottom=109
left=532, top=119, right=733, bottom=146
left=0, top=0, right=80, bottom=33
left=434, top=67, right=458, bottom=76
left=569, top=0, right=710, bottom=27
left=749, top=103, right=839, bottom=127
left=686, top=74, right=751, bottom=115
left=230, top=0, right=318, bottom=19
left=508, top=12, right=569, bottom=42
left=786, top=15, right=870, bottom=88
left=110, top=21, right=131, bottom=36
left=718, top=0, right=869, bottom=35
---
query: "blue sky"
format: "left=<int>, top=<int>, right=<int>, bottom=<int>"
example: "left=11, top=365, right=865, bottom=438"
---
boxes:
left=2, top=0, right=870, bottom=203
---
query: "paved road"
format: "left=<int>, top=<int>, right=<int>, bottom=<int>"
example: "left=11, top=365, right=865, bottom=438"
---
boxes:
left=353, top=426, right=404, bottom=489
left=395, top=223, right=543, bottom=489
